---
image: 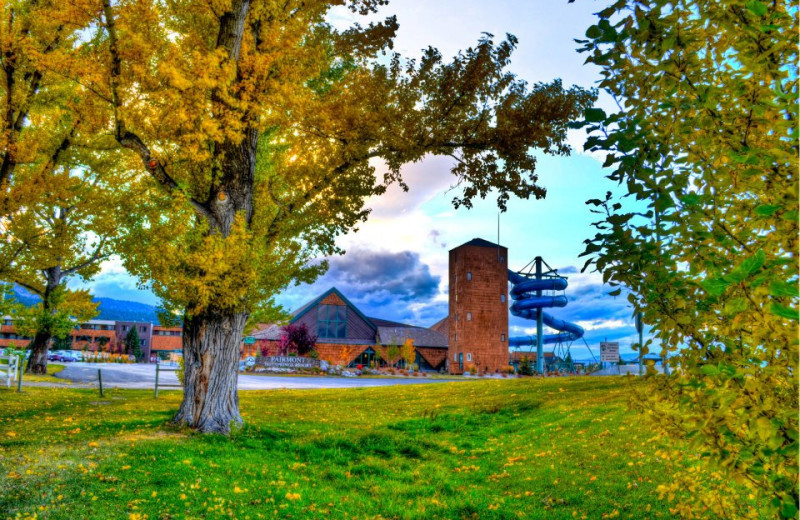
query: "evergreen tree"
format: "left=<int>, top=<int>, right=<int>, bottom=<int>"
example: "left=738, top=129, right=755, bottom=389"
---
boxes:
left=124, top=327, right=142, bottom=361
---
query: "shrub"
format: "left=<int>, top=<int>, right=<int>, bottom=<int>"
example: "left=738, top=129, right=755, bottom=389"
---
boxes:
left=518, top=356, right=534, bottom=376
left=278, top=323, right=317, bottom=356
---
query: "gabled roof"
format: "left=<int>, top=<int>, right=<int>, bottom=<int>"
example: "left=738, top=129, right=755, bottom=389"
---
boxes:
left=454, top=237, right=506, bottom=250
left=290, top=287, right=377, bottom=333
left=252, top=324, right=283, bottom=341
left=376, top=326, right=448, bottom=348
left=368, top=317, right=412, bottom=328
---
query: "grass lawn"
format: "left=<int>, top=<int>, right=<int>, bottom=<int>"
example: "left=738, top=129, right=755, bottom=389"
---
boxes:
left=1, top=377, right=677, bottom=520
left=18, top=363, right=67, bottom=384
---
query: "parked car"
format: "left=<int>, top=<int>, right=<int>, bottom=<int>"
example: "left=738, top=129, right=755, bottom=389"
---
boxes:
left=68, top=350, right=84, bottom=361
left=48, top=351, right=65, bottom=361
left=61, top=351, right=82, bottom=362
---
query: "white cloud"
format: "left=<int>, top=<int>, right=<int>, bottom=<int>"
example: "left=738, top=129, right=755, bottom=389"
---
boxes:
left=575, top=318, right=627, bottom=331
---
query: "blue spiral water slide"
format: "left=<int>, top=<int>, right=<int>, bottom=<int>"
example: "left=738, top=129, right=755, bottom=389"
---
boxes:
left=507, top=270, right=584, bottom=348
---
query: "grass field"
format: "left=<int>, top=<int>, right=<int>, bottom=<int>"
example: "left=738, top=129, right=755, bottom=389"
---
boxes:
left=0, top=377, right=678, bottom=520
left=21, top=363, right=67, bottom=384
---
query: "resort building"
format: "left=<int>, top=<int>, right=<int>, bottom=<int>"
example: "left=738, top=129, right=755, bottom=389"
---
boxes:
left=249, top=288, right=449, bottom=371
left=0, top=238, right=542, bottom=373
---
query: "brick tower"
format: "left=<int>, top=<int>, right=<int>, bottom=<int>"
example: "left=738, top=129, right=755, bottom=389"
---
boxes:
left=448, top=238, right=509, bottom=374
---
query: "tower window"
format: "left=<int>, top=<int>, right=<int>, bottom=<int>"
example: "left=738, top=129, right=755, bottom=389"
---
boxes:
left=501, top=294, right=506, bottom=303
left=454, top=352, right=458, bottom=361
left=466, top=353, right=472, bottom=362
left=501, top=334, right=506, bottom=342
left=466, top=272, right=472, bottom=281
left=454, top=314, right=458, bottom=322
left=499, top=255, right=505, bottom=262
left=467, top=312, right=472, bottom=321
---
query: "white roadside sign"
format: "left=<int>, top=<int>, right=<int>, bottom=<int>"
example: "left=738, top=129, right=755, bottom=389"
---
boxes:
left=600, top=342, right=620, bottom=362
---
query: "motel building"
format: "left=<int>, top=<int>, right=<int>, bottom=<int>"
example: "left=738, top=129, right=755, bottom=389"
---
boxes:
left=0, top=239, right=527, bottom=374
left=0, top=317, right=184, bottom=363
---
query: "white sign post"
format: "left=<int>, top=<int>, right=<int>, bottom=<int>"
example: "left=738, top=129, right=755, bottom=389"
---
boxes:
left=600, top=342, right=620, bottom=363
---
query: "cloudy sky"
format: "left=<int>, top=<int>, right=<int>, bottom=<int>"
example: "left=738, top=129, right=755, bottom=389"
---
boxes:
left=76, top=0, right=645, bottom=359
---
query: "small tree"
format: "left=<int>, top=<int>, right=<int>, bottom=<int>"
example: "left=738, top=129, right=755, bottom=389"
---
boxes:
left=400, top=338, right=416, bottom=370
left=518, top=356, right=534, bottom=376
left=14, top=287, right=97, bottom=372
left=384, top=336, right=402, bottom=368
left=124, top=327, right=142, bottom=360
left=278, top=324, right=316, bottom=357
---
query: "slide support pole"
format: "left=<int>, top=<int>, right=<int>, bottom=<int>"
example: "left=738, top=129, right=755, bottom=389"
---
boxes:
left=535, top=257, right=544, bottom=375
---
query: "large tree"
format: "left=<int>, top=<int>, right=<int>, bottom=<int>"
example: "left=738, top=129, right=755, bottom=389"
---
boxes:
left=0, top=0, right=98, bottom=273
left=11, top=158, right=134, bottom=373
left=69, top=0, right=593, bottom=433
left=4, top=120, right=136, bottom=374
left=574, top=0, right=797, bottom=517
left=0, top=0, right=136, bottom=373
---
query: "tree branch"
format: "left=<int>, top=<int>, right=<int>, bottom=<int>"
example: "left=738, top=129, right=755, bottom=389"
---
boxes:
left=63, top=239, right=109, bottom=277
left=14, top=279, right=43, bottom=297
left=100, top=0, right=213, bottom=223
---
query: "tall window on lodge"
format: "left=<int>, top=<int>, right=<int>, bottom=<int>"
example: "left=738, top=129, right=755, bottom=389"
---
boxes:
left=317, top=304, right=347, bottom=339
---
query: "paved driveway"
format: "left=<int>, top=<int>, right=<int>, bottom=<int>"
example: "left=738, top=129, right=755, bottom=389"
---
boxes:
left=56, top=363, right=460, bottom=390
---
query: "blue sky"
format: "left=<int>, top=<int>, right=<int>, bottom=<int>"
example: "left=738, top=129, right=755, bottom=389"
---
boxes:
left=74, top=0, right=647, bottom=358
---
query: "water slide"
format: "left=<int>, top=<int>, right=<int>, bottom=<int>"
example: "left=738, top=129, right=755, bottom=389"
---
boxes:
left=507, top=270, right=584, bottom=347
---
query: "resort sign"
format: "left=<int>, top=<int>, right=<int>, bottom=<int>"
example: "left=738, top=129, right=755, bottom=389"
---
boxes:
left=600, top=342, right=620, bottom=362
left=261, top=356, right=320, bottom=369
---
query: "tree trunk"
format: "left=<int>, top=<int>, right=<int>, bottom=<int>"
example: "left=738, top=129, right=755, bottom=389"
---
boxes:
left=26, top=329, right=52, bottom=374
left=170, top=0, right=255, bottom=435
left=25, top=269, right=59, bottom=374
left=173, top=308, right=247, bottom=434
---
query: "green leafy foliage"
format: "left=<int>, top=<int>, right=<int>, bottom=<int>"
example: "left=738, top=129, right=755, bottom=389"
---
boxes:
left=13, top=286, right=97, bottom=346
left=575, top=1, right=798, bottom=517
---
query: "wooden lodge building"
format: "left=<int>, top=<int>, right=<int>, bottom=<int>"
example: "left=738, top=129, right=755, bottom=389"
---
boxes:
left=244, top=287, right=450, bottom=371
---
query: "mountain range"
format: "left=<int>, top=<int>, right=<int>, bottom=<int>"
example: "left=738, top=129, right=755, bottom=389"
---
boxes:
left=10, top=285, right=160, bottom=324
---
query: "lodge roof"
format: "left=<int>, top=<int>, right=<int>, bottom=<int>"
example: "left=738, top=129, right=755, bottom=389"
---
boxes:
left=429, top=317, right=448, bottom=335
left=251, top=324, right=283, bottom=341
left=290, top=287, right=377, bottom=333
left=368, top=317, right=412, bottom=328
left=376, top=325, right=448, bottom=349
